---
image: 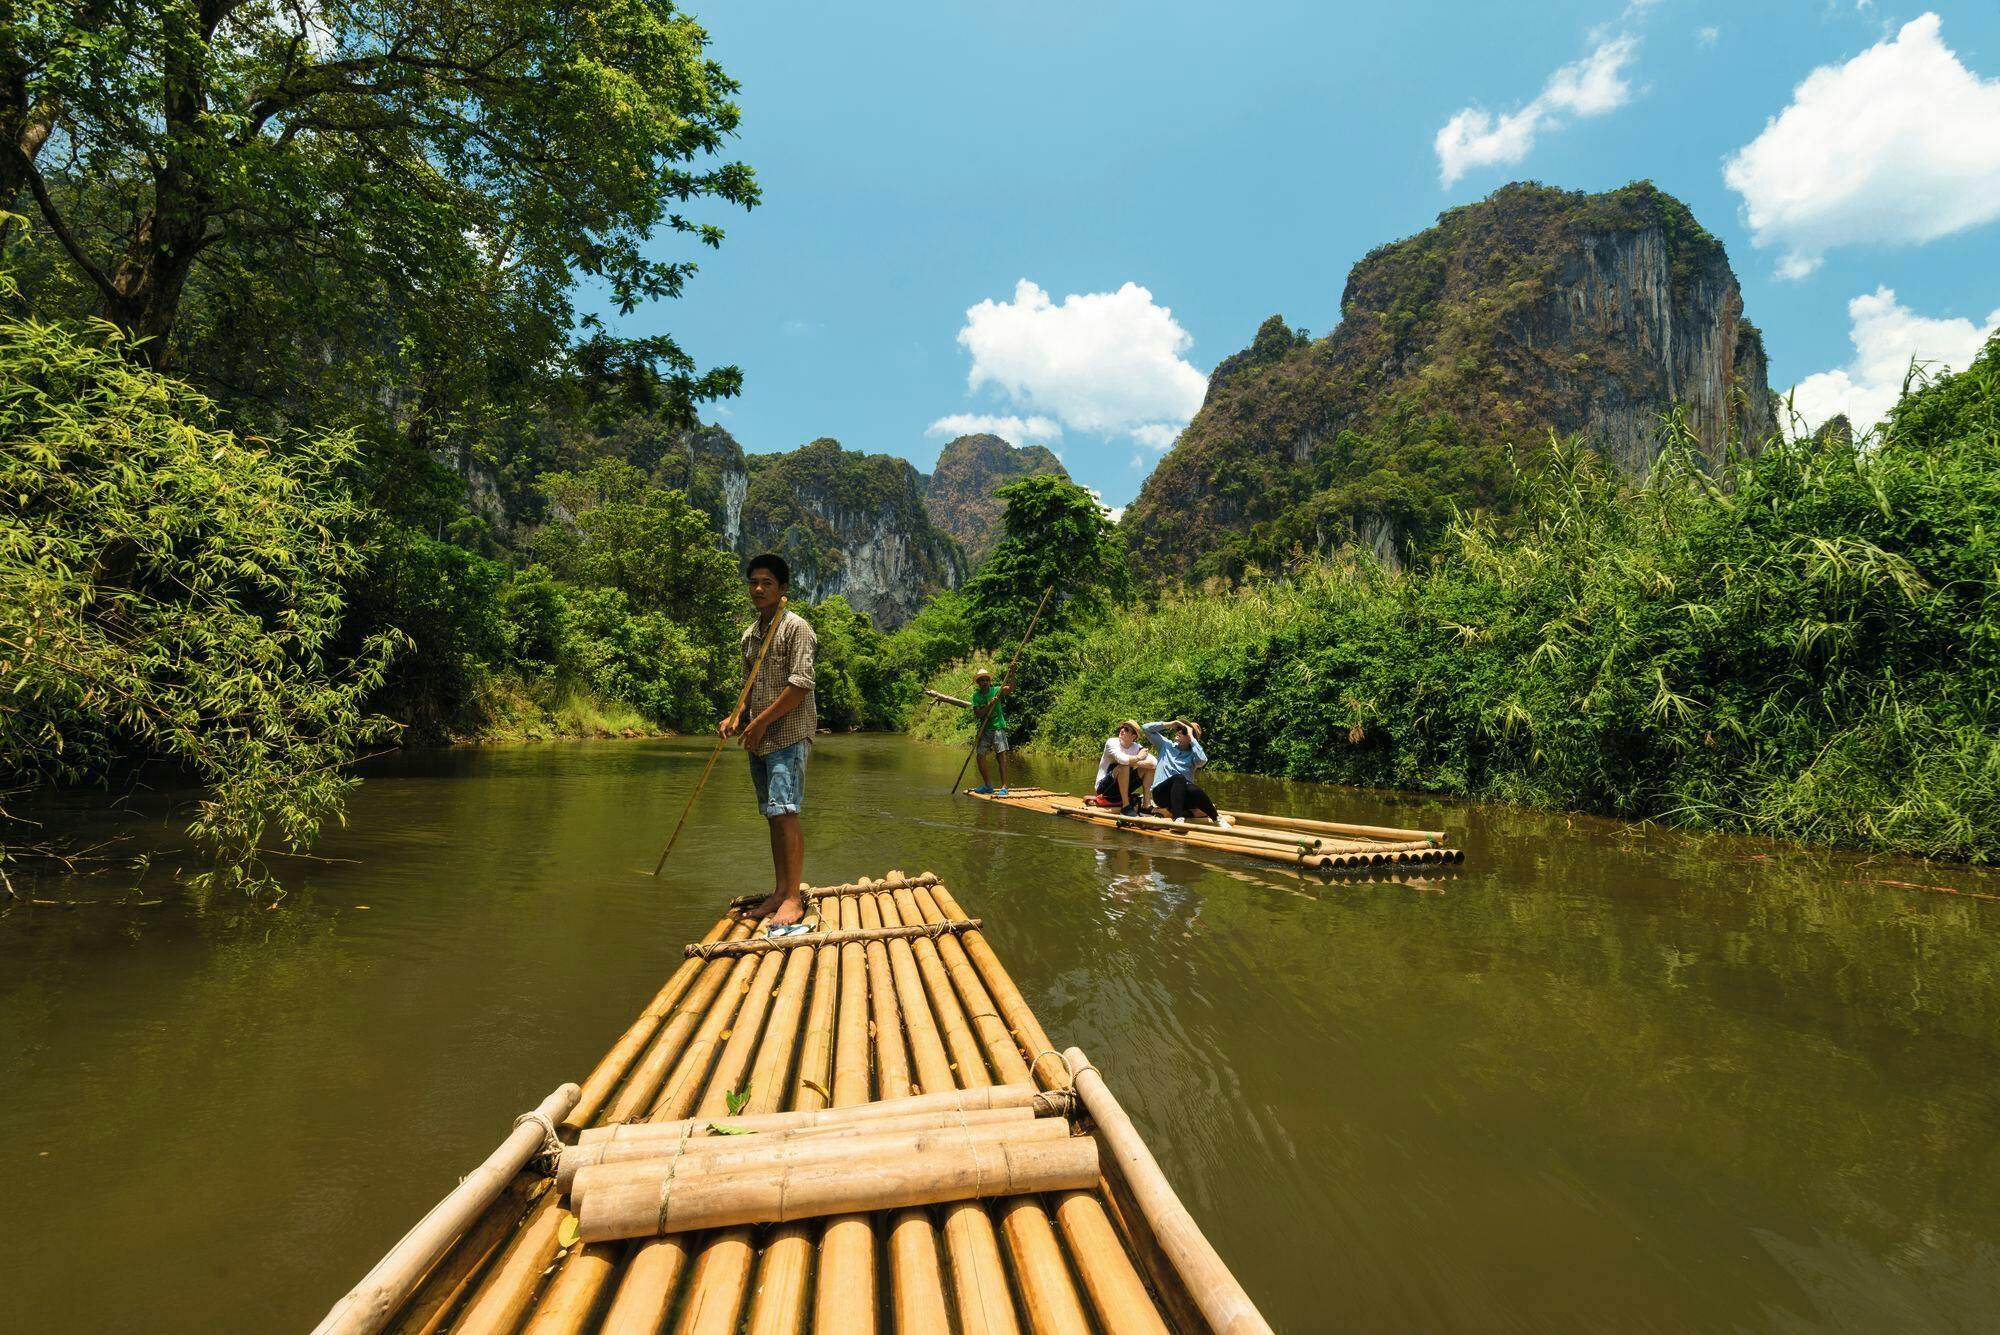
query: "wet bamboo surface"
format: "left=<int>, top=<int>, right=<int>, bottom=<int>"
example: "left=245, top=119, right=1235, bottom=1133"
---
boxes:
left=359, top=871, right=1221, bottom=1334
left=968, top=789, right=1463, bottom=873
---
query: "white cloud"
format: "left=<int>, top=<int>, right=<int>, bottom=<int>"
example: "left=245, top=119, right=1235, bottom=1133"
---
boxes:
left=1723, top=14, right=2000, bottom=278
left=948, top=279, right=1207, bottom=451
left=924, top=413, right=1063, bottom=447
left=1788, top=286, right=2000, bottom=434
left=1435, top=35, right=1639, bottom=186
left=1697, top=26, right=1719, bottom=47
left=1129, top=423, right=1181, bottom=451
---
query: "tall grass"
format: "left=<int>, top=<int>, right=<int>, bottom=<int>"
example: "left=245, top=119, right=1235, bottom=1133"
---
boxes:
left=1019, top=338, right=2000, bottom=862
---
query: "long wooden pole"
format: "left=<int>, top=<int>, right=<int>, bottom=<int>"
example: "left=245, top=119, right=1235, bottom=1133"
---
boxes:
left=1221, top=808, right=1447, bottom=845
left=653, top=595, right=787, bottom=876
left=951, top=584, right=1054, bottom=795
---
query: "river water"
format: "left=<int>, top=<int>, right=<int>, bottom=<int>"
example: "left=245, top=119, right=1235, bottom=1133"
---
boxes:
left=5, top=736, right=1999, bottom=1333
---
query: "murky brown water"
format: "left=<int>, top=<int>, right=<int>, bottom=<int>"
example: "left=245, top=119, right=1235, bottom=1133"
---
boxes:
left=6, top=736, right=2000, bottom=1333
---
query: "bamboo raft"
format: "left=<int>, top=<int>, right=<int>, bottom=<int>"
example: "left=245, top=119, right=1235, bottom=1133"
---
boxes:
left=315, top=871, right=1272, bottom=1335
left=966, top=789, right=1463, bottom=873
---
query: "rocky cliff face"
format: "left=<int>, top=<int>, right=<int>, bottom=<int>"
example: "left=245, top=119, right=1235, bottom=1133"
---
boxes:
left=651, top=423, right=750, bottom=549
left=1122, top=182, right=1776, bottom=582
left=739, top=438, right=966, bottom=629
left=922, top=434, right=1069, bottom=565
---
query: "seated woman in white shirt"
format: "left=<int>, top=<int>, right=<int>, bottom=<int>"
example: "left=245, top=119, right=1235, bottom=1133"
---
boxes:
left=1093, top=720, right=1157, bottom=814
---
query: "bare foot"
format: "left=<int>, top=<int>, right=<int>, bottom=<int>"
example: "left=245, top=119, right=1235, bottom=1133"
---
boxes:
left=736, top=890, right=785, bottom=921
left=768, top=893, right=805, bottom=927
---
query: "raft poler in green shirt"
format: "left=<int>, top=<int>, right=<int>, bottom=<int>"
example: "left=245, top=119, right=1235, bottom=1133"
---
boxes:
left=968, top=666, right=1015, bottom=795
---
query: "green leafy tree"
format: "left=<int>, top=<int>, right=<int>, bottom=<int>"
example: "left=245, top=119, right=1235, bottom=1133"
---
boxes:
left=961, top=474, right=1132, bottom=649
left=533, top=459, right=741, bottom=634
left=0, top=305, right=401, bottom=893
left=8, top=0, right=758, bottom=378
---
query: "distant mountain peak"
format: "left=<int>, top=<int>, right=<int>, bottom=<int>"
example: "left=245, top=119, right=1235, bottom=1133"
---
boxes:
left=923, top=433, right=1068, bottom=566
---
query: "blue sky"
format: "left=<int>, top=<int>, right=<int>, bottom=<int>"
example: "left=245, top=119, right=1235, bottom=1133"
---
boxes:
left=611, top=0, right=2000, bottom=508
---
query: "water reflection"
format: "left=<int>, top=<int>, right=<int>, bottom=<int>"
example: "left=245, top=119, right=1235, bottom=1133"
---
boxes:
left=4, top=736, right=1998, bottom=1333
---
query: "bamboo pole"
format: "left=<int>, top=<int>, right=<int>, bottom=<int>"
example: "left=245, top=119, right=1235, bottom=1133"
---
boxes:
left=312, top=1083, right=580, bottom=1335
left=727, top=870, right=939, bottom=910
left=872, top=890, right=1022, bottom=1335
left=568, top=915, right=736, bottom=1131
left=916, top=882, right=1177, bottom=1335
left=448, top=1188, right=570, bottom=1335
left=382, top=1174, right=543, bottom=1335
left=859, top=881, right=951, bottom=1335
left=1065, top=1049, right=1274, bottom=1335
left=1061, top=807, right=1324, bottom=850
left=893, top=883, right=1095, bottom=1335
left=924, top=688, right=972, bottom=708
left=600, top=921, right=757, bottom=1127
left=654, top=596, right=787, bottom=875
left=581, top=1082, right=1044, bottom=1142
left=682, top=917, right=982, bottom=958
left=817, top=891, right=884, bottom=1333
left=1221, top=808, right=1447, bottom=845
left=574, top=1119, right=1075, bottom=1208
left=743, top=913, right=842, bottom=1335
left=582, top=1136, right=1101, bottom=1242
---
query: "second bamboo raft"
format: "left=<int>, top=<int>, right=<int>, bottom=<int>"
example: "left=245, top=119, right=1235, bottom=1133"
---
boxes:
left=967, top=789, right=1464, bottom=873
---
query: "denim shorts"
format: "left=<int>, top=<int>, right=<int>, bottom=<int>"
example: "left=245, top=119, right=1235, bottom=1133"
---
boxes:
left=749, top=738, right=809, bottom=816
left=978, top=727, right=1010, bottom=755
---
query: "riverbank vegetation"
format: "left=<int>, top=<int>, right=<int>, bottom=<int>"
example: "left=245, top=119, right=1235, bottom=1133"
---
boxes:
left=972, top=342, right=2000, bottom=864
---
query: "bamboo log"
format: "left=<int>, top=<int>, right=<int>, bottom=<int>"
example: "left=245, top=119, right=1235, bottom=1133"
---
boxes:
left=924, top=688, right=973, bottom=707
left=726, top=871, right=938, bottom=909
left=581, top=1136, right=1100, bottom=1242
left=646, top=951, right=763, bottom=1121
left=564, top=1104, right=1043, bottom=1191
left=1062, top=806, right=1322, bottom=850
left=817, top=892, right=882, bottom=1333
left=447, top=1188, right=569, bottom=1335
left=744, top=916, right=843, bottom=1335
left=600, top=922, right=756, bottom=1127
left=874, top=890, right=1022, bottom=1335
left=1222, top=808, right=1447, bottom=845
left=917, top=882, right=1172, bottom=1335
left=895, top=884, right=1094, bottom=1335
left=682, top=917, right=982, bottom=958
left=568, top=915, right=736, bottom=1131
left=312, top=1083, right=579, bottom=1335
left=574, top=1118, right=1075, bottom=1208
left=382, top=1174, right=543, bottom=1335
left=1065, top=1049, right=1274, bottom=1335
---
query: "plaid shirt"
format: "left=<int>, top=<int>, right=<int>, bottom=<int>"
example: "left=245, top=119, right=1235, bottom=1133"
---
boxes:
left=740, top=609, right=817, bottom=755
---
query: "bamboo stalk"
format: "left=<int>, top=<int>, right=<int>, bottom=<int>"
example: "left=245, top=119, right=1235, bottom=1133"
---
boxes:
left=568, top=915, right=736, bottom=1131
left=817, top=891, right=882, bottom=1333
left=1065, top=1049, right=1274, bottom=1335
left=647, top=951, right=764, bottom=1121
left=924, top=688, right=972, bottom=708
left=1061, top=807, right=1323, bottom=850
left=873, top=890, right=1022, bottom=1335
left=894, top=883, right=1094, bottom=1335
left=447, top=1188, right=569, bottom=1335
left=915, top=882, right=1174, bottom=1334
left=1222, top=808, right=1447, bottom=845
left=860, top=879, right=950, bottom=1335
left=726, top=870, right=938, bottom=910
left=574, top=1119, right=1075, bottom=1208
left=683, top=918, right=982, bottom=958
left=744, top=915, right=843, bottom=1335
left=601, top=922, right=757, bottom=1127
left=313, top=1083, right=579, bottom=1335
left=581, top=1136, right=1101, bottom=1242
left=382, top=1174, right=543, bottom=1335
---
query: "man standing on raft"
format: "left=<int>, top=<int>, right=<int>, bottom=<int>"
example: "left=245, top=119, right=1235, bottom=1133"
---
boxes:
left=720, top=554, right=817, bottom=926
left=968, top=666, right=1014, bottom=795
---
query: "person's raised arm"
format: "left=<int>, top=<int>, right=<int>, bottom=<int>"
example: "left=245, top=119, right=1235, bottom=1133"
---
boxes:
left=1143, top=721, right=1172, bottom=748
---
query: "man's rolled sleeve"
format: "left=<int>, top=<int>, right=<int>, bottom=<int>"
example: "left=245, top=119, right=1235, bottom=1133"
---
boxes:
left=785, top=630, right=816, bottom=692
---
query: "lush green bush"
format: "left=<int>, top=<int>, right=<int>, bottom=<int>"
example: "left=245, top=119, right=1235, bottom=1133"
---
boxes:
left=1027, top=338, right=2000, bottom=863
left=0, top=311, right=401, bottom=891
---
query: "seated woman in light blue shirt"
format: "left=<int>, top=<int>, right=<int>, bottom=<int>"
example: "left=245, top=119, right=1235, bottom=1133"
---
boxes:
left=1142, top=719, right=1233, bottom=826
